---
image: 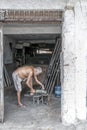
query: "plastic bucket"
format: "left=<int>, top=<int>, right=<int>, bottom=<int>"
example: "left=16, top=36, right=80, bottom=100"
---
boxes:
left=55, top=86, right=61, bottom=97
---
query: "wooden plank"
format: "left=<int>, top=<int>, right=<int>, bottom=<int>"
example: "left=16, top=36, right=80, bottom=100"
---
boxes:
left=0, top=25, right=4, bottom=122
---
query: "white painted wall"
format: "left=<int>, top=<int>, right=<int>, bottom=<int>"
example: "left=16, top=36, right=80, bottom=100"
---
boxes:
left=75, top=1, right=87, bottom=121
left=62, top=0, right=87, bottom=125
left=0, top=25, right=4, bottom=122
left=4, top=36, right=16, bottom=64
left=0, top=0, right=66, bottom=10
left=62, top=8, right=76, bottom=125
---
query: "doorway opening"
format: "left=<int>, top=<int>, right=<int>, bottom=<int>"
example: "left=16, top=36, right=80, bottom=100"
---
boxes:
left=3, top=32, right=62, bottom=126
left=2, top=10, right=63, bottom=127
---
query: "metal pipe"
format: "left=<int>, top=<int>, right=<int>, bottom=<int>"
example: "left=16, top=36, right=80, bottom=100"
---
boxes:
left=46, top=40, right=61, bottom=92
left=45, top=40, right=61, bottom=90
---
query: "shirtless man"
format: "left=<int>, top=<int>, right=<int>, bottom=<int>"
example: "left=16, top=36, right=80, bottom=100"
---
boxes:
left=12, top=66, right=44, bottom=107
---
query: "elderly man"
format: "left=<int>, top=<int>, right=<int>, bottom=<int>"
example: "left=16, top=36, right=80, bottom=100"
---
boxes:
left=12, top=66, right=44, bottom=107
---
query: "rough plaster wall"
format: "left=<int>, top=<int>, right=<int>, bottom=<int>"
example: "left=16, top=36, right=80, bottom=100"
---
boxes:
left=4, top=36, right=16, bottom=64
left=62, top=9, right=76, bottom=125
left=62, top=0, right=87, bottom=125
left=0, top=26, right=4, bottom=122
left=0, top=0, right=66, bottom=10
left=75, top=1, right=87, bottom=120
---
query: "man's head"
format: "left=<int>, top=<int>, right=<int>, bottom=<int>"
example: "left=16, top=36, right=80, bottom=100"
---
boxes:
left=34, top=67, right=42, bottom=75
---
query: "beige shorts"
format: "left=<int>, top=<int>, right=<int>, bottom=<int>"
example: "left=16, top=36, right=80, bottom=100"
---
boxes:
left=12, top=72, right=22, bottom=91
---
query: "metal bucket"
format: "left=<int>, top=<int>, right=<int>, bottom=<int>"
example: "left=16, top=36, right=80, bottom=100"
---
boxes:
left=55, top=86, right=61, bottom=97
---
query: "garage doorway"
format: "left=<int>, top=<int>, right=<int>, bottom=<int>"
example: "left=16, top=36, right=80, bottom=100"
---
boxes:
left=0, top=10, right=63, bottom=126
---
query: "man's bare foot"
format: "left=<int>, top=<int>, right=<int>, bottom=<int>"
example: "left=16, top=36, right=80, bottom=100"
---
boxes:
left=18, top=103, right=26, bottom=107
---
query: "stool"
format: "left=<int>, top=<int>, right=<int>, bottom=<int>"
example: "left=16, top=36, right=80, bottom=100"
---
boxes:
left=42, top=94, right=49, bottom=105
left=33, top=94, right=43, bottom=104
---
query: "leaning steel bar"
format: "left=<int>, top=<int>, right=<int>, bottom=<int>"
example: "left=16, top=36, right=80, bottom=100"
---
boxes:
left=44, top=39, right=59, bottom=88
left=45, top=40, right=61, bottom=91
left=45, top=40, right=60, bottom=90
left=46, top=40, right=61, bottom=94
left=46, top=40, right=61, bottom=92
left=49, top=69, right=60, bottom=95
left=48, top=57, right=60, bottom=94
left=47, top=56, right=60, bottom=94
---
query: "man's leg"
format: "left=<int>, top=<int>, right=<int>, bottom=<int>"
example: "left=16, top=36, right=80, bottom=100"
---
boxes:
left=17, top=91, right=23, bottom=106
left=12, top=73, right=24, bottom=107
left=16, top=76, right=25, bottom=106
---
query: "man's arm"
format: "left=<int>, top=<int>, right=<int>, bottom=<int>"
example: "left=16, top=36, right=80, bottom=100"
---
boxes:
left=34, top=75, right=44, bottom=89
left=26, top=73, right=36, bottom=93
left=26, top=72, right=33, bottom=88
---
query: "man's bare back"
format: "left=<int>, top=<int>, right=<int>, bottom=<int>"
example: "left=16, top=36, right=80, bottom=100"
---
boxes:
left=14, top=66, right=34, bottom=79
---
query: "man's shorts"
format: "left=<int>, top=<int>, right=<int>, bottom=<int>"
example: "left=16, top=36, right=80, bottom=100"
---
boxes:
left=12, top=72, right=22, bottom=91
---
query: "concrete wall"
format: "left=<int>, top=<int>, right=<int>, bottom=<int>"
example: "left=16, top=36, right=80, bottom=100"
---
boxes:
left=0, top=26, right=4, bottom=122
left=75, top=1, right=87, bottom=121
left=61, top=8, right=76, bottom=125
left=0, top=0, right=66, bottom=10
left=4, top=36, right=16, bottom=64
left=62, top=0, right=87, bottom=125
left=3, top=25, right=62, bottom=35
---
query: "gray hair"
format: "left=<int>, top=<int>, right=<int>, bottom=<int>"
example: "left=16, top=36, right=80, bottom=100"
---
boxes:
left=36, top=67, right=42, bottom=74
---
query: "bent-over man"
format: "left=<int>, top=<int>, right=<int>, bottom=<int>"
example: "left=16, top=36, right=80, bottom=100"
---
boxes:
left=12, top=66, right=44, bottom=107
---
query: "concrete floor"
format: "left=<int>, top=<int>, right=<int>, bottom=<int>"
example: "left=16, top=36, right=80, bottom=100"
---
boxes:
left=0, top=88, right=87, bottom=130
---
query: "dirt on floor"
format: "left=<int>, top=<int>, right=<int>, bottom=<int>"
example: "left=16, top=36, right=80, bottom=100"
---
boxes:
left=0, top=87, right=87, bottom=130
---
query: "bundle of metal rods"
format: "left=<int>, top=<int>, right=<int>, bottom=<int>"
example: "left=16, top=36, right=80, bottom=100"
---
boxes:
left=44, top=39, right=61, bottom=95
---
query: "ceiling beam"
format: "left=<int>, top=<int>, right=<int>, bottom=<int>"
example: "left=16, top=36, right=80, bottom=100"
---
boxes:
left=3, top=26, right=61, bottom=35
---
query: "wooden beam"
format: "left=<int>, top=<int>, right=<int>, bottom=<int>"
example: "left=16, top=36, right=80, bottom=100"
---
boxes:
left=0, top=9, right=63, bottom=23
